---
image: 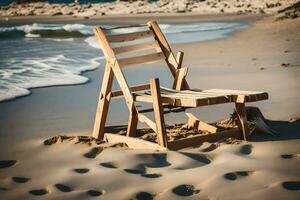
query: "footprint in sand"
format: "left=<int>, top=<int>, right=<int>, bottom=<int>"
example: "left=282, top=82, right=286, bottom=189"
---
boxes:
left=282, top=181, right=300, bottom=191
left=174, top=153, right=211, bottom=170
left=124, top=168, right=146, bottom=175
left=100, top=162, right=118, bottom=169
left=281, top=154, right=300, bottom=159
left=84, top=147, right=104, bottom=159
left=136, top=153, right=171, bottom=168
left=141, top=173, right=162, bottom=178
left=239, top=144, right=253, bottom=155
left=201, top=144, right=218, bottom=152
left=87, top=189, right=104, bottom=197
left=54, top=184, right=73, bottom=192
left=0, top=160, right=17, bottom=169
left=124, top=163, right=147, bottom=175
left=12, top=177, right=30, bottom=183
left=73, top=168, right=90, bottom=174
left=29, top=188, right=49, bottom=196
left=172, top=184, right=200, bottom=197
left=181, top=152, right=211, bottom=164
left=0, top=187, right=8, bottom=191
left=223, top=171, right=253, bottom=181
left=133, top=191, right=155, bottom=200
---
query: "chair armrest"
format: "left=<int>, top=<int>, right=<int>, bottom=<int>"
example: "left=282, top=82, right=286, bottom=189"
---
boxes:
left=176, top=51, right=184, bottom=69
left=173, top=67, right=188, bottom=90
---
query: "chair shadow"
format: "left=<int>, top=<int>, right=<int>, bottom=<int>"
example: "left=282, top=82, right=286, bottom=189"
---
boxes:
left=105, top=125, right=127, bottom=134
left=251, top=119, right=300, bottom=142
left=104, top=119, right=300, bottom=143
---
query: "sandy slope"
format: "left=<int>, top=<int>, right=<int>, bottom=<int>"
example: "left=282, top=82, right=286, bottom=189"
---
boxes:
left=0, top=137, right=300, bottom=200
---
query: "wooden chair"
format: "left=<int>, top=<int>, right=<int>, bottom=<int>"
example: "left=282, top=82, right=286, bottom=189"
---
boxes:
left=92, top=21, right=268, bottom=150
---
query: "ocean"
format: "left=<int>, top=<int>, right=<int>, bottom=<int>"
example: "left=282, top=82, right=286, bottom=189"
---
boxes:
left=0, top=22, right=248, bottom=102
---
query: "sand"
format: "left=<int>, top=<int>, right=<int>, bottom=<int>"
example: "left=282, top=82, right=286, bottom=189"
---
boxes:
left=1, top=0, right=296, bottom=18
left=0, top=133, right=300, bottom=199
left=1, top=11, right=300, bottom=200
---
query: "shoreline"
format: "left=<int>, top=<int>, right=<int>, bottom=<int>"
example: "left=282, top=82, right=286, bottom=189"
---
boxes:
left=1, top=13, right=266, bottom=25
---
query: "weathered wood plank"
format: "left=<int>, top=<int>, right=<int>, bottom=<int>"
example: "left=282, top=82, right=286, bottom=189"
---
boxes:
left=118, top=52, right=165, bottom=67
left=173, top=67, right=188, bottom=90
left=167, top=128, right=240, bottom=150
left=150, top=78, right=168, bottom=147
left=235, top=95, right=250, bottom=141
left=133, top=92, right=228, bottom=107
left=111, top=84, right=150, bottom=97
left=127, top=111, right=138, bottom=137
left=92, top=62, right=114, bottom=139
left=107, top=30, right=154, bottom=43
left=176, top=51, right=184, bottom=69
left=113, top=41, right=160, bottom=54
left=185, top=113, right=217, bottom=133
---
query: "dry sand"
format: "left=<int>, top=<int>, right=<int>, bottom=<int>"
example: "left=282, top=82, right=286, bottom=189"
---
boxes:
left=0, top=13, right=300, bottom=200
left=0, top=0, right=296, bottom=18
left=1, top=136, right=300, bottom=200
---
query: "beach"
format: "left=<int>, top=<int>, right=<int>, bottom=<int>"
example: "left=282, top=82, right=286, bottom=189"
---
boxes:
left=0, top=1, right=300, bottom=199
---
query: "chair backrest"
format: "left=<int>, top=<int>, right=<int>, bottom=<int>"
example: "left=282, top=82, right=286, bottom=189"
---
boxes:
left=94, top=21, right=189, bottom=101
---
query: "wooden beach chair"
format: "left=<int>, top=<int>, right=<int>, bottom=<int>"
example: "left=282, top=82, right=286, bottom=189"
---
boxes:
left=92, top=21, right=268, bottom=150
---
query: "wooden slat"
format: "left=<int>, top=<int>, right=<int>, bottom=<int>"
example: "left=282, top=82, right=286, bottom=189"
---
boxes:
left=104, top=133, right=166, bottom=151
left=167, top=128, right=240, bottom=150
left=133, top=92, right=228, bottom=107
left=107, top=30, right=154, bottom=43
left=234, top=93, right=268, bottom=102
left=203, top=89, right=266, bottom=95
left=200, top=89, right=269, bottom=102
left=112, top=84, right=150, bottom=97
left=152, top=88, right=227, bottom=99
left=235, top=95, right=250, bottom=141
left=176, top=51, right=184, bottom=69
left=92, top=62, right=114, bottom=139
left=160, top=88, right=268, bottom=103
left=118, top=52, right=165, bottom=67
left=173, top=67, right=188, bottom=90
left=113, top=41, right=160, bottom=55
left=134, top=93, right=174, bottom=105
left=103, top=24, right=148, bottom=31
left=138, top=106, right=185, bottom=114
left=185, top=113, right=217, bottom=133
left=127, top=111, right=138, bottom=137
left=138, top=113, right=157, bottom=132
left=160, top=88, right=227, bottom=97
left=150, top=78, right=168, bottom=147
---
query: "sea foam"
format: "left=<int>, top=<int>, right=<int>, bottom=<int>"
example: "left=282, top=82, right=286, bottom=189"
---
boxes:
left=0, top=54, right=103, bottom=102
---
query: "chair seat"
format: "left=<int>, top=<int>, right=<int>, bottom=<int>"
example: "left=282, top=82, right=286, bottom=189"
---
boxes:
left=133, top=87, right=268, bottom=107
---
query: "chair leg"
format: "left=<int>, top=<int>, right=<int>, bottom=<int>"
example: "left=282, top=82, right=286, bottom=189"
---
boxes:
left=127, top=111, right=138, bottom=137
left=150, top=78, right=168, bottom=147
left=92, top=64, right=114, bottom=139
left=234, top=95, right=250, bottom=141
